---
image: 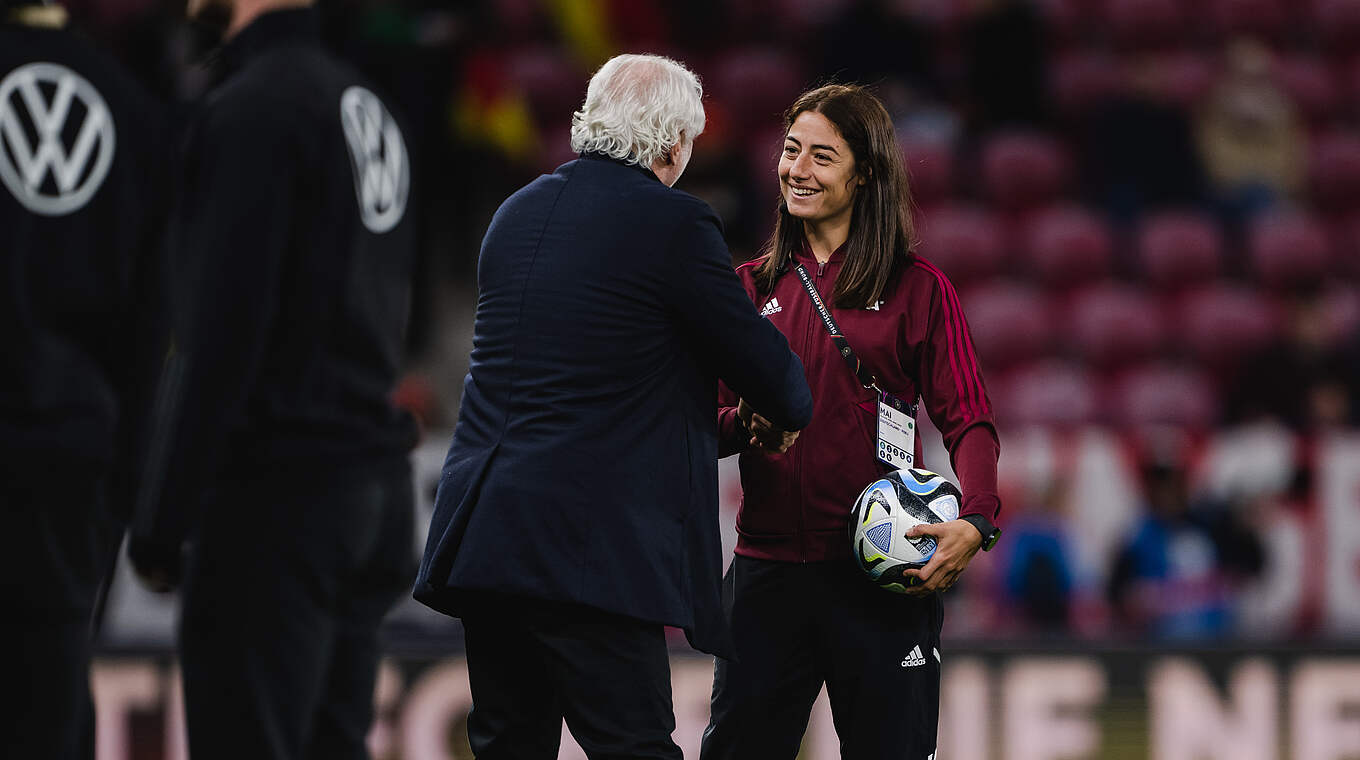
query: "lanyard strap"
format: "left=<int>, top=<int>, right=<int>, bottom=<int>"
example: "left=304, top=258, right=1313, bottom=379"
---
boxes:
left=792, top=261, right=880, bottom=390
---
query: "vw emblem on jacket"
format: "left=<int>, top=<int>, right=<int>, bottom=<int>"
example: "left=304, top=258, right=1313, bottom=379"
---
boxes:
left=339, top=85, right=408, bottom=234
left=0, top=62, right=116, bottom=216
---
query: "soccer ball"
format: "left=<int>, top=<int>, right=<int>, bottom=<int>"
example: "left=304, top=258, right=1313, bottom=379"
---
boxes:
left=849, top=468, right=962, bottom=593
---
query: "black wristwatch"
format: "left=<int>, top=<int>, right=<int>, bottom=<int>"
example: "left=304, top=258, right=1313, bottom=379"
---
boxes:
left=961, top=514, right=1002, bottom=551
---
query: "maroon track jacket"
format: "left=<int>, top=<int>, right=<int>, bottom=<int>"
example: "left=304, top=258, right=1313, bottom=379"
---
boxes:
left=719, top=244, right=1001, bottom=563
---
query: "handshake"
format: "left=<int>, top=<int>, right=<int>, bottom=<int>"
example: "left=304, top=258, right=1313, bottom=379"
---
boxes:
left=737, top=398, right=801, bottom=454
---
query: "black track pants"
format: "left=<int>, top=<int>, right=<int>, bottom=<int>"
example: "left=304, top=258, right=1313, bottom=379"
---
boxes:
left=0, top=471, right=117, bottom=760
left=178, top=458, right=413, bottom=760
left=701, top=555, right=943, bottom=760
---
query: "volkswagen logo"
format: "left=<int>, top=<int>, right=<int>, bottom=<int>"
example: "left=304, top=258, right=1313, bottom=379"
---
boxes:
left=0, top=62, right=115, bottom=217
left=340, top=85, right=408, bottom=234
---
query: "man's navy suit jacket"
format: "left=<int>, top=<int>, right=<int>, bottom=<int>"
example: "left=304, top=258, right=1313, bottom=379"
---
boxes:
left=413, top=154, right=813, bottom=657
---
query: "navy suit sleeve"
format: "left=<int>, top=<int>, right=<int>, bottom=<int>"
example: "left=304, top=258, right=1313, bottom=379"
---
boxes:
left=662, top=205, right=813, bottom=431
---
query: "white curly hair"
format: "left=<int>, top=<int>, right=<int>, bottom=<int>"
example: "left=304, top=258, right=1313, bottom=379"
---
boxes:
left=569, top=54, right=706, bottom=169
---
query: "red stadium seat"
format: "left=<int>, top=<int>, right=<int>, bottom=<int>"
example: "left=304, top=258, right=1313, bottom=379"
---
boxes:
left=900, top=137, right=955, bottom=206
left=1346, top=57, right=1360, bottom=112
left=1062, top=284, right=1166, bottom=369
left=1107, top=362, right=1218, bottom=430
left=1322, top=285, right=1360, bottom=344
left=709, top=47, right=806, bottom=131
left=1274, top=55, right=1340, bottom=124
left=1146, top=51, right=1216, bottom=108
left=742, top=122, right=788, bottom=185
left=981, top=132, right=1070, bottom=211
left=916, top=204, right=1006, bottom=285
left=1308, top=132, right=1360, bottom=213
left=1272, top=283, right=1360, bottom=346
left=1175, top=284, right=1281, bottom=369
left=1022, top=205, right=1114, bottom=289
left=506, top=47, right=587, bottom=124
left=1037, top=0, right=1094, bottom=45
left=1051, top=52, right=1126, bottom=114
left=1248, top=212, right=1334, bottom=289
left=1103, top=0, right=1190, bottom=48
left=1211, top=0, right=1288, bottom=41
left=905, top=0, right=969, bottom=27
left=994, top=360, right=1101, bottom=428
left=961, top=282, right=1055, bottom=371
left=537, top=122, right=578, bottom=173
left=1136, top=212, right=1224, bottom=290
left=1316, top=0, right=1360, bottom=54
left=1329, top=212, right=1360, bottom=279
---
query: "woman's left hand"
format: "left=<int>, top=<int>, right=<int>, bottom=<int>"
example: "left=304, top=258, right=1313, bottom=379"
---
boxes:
left=900, top=520, right=984, bottom=595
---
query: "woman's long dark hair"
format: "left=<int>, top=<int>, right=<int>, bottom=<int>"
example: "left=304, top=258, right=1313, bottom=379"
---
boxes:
left=753, top=84, right=916, bottom=309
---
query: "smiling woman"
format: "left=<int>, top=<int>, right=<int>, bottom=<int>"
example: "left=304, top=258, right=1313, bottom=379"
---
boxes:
left=780, top=111, right=864, bottom=250
left=704, top=83, right=1002, bottom=760
left=754, top=84, right=916, bottom=310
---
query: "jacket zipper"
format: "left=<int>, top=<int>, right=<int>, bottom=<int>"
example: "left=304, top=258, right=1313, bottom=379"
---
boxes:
left=798, top=259, right=829, bottom=561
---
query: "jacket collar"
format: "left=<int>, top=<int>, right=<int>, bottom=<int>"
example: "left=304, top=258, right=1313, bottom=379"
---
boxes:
left=579, top=152, right=661, bottom=184
left=217, top=7, right=319, bottom=78
left=793, top=237, right=848, bottom=267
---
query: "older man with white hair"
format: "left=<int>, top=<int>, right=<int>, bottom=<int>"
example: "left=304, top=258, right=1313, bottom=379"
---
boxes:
left=413, top=53, right=813, bottom=758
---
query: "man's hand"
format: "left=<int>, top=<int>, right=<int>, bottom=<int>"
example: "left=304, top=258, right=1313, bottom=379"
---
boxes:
left=737, top=398, right=799, bottom=454
left=901, top=519, right=984, bottom=596
left=128, top=535, right=184, bottom=593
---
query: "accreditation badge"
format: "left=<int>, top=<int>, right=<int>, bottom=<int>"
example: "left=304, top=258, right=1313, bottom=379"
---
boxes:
left=876, top=391, right=916, bottom=469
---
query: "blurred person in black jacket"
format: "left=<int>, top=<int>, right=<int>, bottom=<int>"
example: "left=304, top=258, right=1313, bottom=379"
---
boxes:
left=1079, top=55, right=1208, bottom=226
left=127, top=1, right=418, bottom=758
left=0, top=0, right=170, bottom=756
left=1226, top=288, right=1353, bottom=430
left=963, top=0, right=1049, bottom=131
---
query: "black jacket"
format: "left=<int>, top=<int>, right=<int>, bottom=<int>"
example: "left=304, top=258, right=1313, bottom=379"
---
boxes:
left=0, top=10, right=170, bottom=518
left=413, top=155, right=814, bottom=657
left=134, top=8, right=417, bottom=544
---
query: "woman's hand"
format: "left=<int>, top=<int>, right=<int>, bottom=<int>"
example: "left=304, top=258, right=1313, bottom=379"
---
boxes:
left=737, top=398, right=800, bottom=454
left=901, top=519, right=984, bottom=595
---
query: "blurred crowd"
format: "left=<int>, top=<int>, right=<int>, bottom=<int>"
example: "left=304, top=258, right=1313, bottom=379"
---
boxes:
left=65, top=0, right=1360, bottom=644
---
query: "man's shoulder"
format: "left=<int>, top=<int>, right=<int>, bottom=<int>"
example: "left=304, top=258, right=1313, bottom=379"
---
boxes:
left=203, top=69, right=287, bottom=126
left=495, top=165, right=574, bottom=213
left=623, top=181, right=721, bottom=242
left=199, top=51, right=346, bottom=144
left=663, top=185, right=721, bottom=225
left=571, top=157, right=718, bottom=219
left=208, top=45, right=351, bottom=115
left=0, top=27, right=162, bottom=118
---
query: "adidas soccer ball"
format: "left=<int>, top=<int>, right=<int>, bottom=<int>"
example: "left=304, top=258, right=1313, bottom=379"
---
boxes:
left=849, top=468, right=963, bottom=593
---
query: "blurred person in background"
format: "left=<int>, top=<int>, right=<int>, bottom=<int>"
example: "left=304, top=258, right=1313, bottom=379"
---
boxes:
left=126, top=0, right=419, bottom=757
left=1227, top=287, right=1354, bottom=430
left=1196, top=39, right=1305, bottom=226
left=1079, top=54, right=1208, bottom=225
left=821, top=0, right=938, bottom=100
left=702, top=84, right=1002, bottom=760
left=1107, top=436, right=1262, bottom=639
left=0, top=0, right=170, bottom=756
left=413, top=54, right=813, bottom=760
left=962, top=0, right=1050, bottom=132
left=999, top=479, right=1076, bottom=632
